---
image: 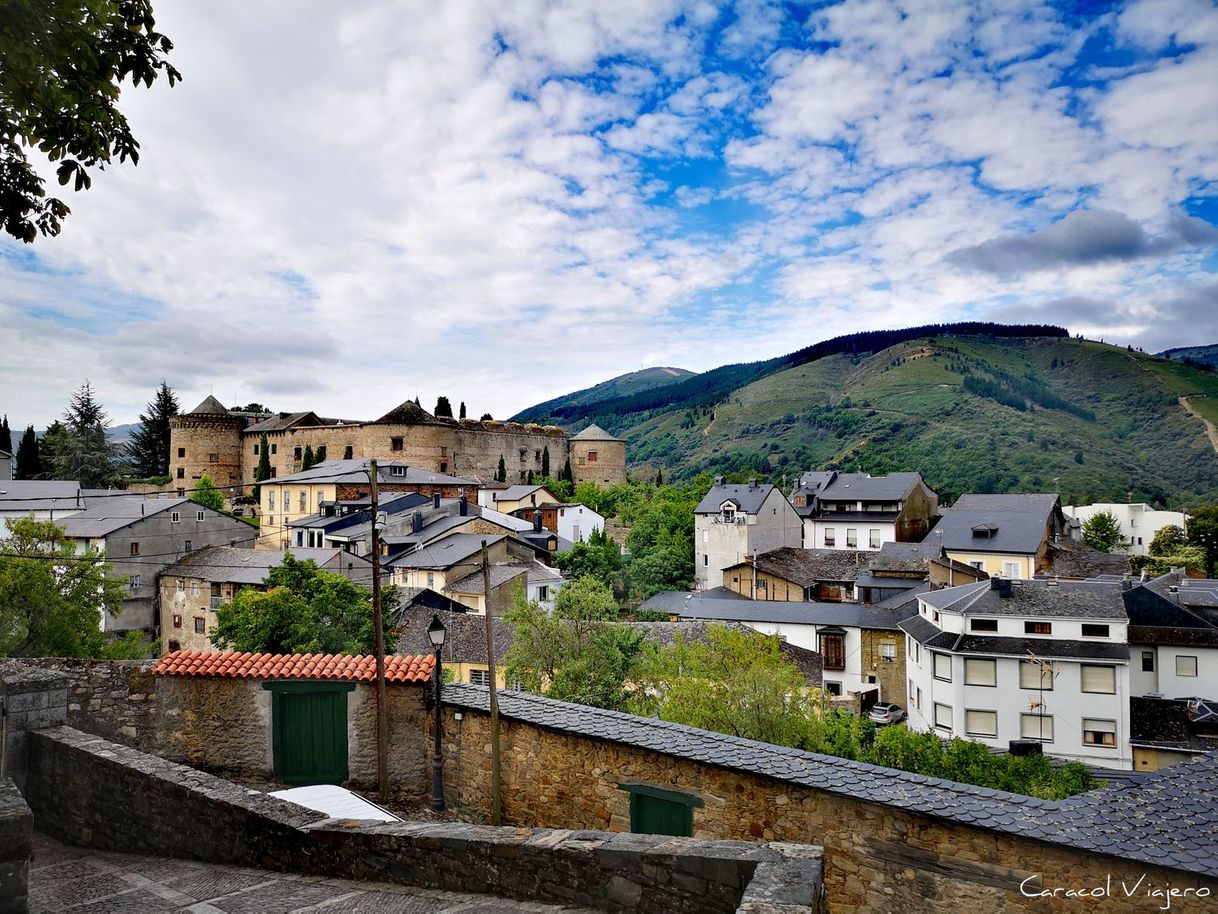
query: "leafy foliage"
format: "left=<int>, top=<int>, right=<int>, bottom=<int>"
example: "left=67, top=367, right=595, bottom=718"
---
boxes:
left=434, top=396, right=454, bottom=418
left=1188, top=505, right=1218, bottom=578
left=253, top=433, right=271, bottom=500
left=496, top=455, right=507, bottom=482
left=1150, top=525, right=1187, bottom=556
left=0, top=415, right=9, bottom=454
left=1, top=0, right=181, bottom=242
left=190, top=473, right=225, bottom=512
left=126, top=381, right=179, bottom=477
left=1081, top=510, right=1124, bottom=553
left=0, top=518, right=149, bottom=658
left=212, top=554, right=394, bottom=655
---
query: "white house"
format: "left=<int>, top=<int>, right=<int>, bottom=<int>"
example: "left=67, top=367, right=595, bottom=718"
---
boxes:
left=554, top=503, right=603, bottom=544
left=900, top=577, right=1133, bottom=769
left=694, top=479, right=802, bottom=590
left=1063, top=503, right=1187, bottom=556
left=1126, top=573, right=1218, bottom=700
left=790, top=471, right=939, bottom=552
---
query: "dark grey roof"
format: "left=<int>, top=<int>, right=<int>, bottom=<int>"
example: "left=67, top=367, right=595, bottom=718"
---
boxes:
left=396, top=606, right=513, bottom=666
left=642, top=591, right=916, bottom=631
left=385, top=534, right=506, bottom=570
left=163, top=545, right=373, bottom=586
left=441, top=685, right=1218, bottom=879
left=695, top=483, right=777, bottom=515
left=1045, top=540, right=1132, bottom=580
left=448, top=564, right=530, bottom=593
left=60, top=495, right=192, bottom=538
left=869, top=542, right=944, bottom=574
left=189, top=395, right=229, bottom=415
left=0, top=480, right=84, bottom=512
left=795, top=471, right=926, bottom=502
left=952, top=493, right=1061, bottom=514
left=900, top=615, right=1130, bottom=661
left=269, top=459, right=473, bottom=487
left=724, top=547, right=868, bottom=585
left=920, top=579, right=1127, bottom=620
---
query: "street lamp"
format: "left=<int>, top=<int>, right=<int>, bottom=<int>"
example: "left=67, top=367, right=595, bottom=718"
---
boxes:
left=427, top=614, right=447, bottom=812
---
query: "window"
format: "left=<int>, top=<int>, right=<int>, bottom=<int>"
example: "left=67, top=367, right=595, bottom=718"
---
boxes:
left=1020, top=714, right=1053, bottom=742
left=538, top=585, right=549, bottom=601
left=130, top=542, right=140, bottom=556
left=1081, top=665, right=1116, bottom=694
left=1025, top=621, right=1052, bottom=635
left=177, top=467, right=185, bottom=479
left=268, top=516, right=274, bottom=526
left=846, top=528, right=858, bottom=548
left=282, top=490, right=291, bottom=511
left=294, top=446, right=302, bottom=460
left=172, top=615, right=182, bottom=629
left=426, top=572, right=435, bottom=589
left=299, top=492, right=306, bottom=513
left=439, top=462, right=448, bottom=472
left=1002, top=561, right=1022, bottom=579
left=969, top=618, right=998, bottom=633
left=129, top=574, right=141, bottom=590
left=1176, top=655, right=1199, bottom=677
left=880, top=642, right=896, bottom=662
left=270, top=468, right=276, bottom=477
left=1142, top=651, right=1155, bottom=672
left=268, top=492, right=276, bottom=510
left=344, top=445, right=354, bottom=460
left=196, top=511, right=204, bottom=522
left=932, top=652, right=952, bottom=681
left=253, top=444, right=259, bottom=455
left=1019, top=661, right=1053, bottom=690
left=869, top=529, right=880, bottom=548
left=469, top=669, right=491, bottom=687
left=703, top=555, right=708, bottom=566
left=916, top=687, right=923, bottom=710
left=171, top=510, right=181, bottom=524
left=823, top=529, right=836, bottom=547
left=819, top=634, right=846, bottom=671
left=390, top=466, right=405, bottom=476
left=825, top=681, right=842, bottom=696
left=588, top=450, right=598, bottom=462
left=194, top=617, right=206, bottom=635
left=933, top=703, right=952, bottom=730
left=908, top=678, right=915, bottom=701
left=970, top=560, right=984, bottom=570
left=184, top=540, right=192, bottom=552
left=191, top=581, right=199, bottom=597
left=391, top=437, right=404, bottom=451
left=177, top=579, right=185, bottom=593
left=965, top=710, right=997, bottom=737
left=1081, top=624, right=1110, bottom=638
left=271, top=444, right=277, bottom=454
left=1082, top=718, right=1117, bottom=747
left=177, top=447, right=186, bottom=458
left=209, top=453, right=219, bottom=463
left=964, top=658, right=997, bottom=686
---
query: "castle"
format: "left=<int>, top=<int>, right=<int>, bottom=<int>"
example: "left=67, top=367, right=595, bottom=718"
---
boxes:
left=169, top=396, right=626, bottom=504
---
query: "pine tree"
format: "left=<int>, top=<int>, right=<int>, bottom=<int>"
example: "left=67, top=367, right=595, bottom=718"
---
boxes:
left=254, top=433, right=271, bottom=501
left=655, top=468, right=663, bottom=485
left=496, top=455, right=507, bottom=483
left=541, top=445, right=550, bottom=477
left=301, top=444, right=315, bottom=470
left=125, top=381, right=180, bottom=478
left=434, top=396, right=454, bottom=418
left=459, top=401, right=467, bottom=420
left=527, top=469, right=534, bottom=484
left=0, top=415, right=10, bottom=455
left=14, top=425, right=40, bottom=479
left=53, top=380, right=118, bottom=487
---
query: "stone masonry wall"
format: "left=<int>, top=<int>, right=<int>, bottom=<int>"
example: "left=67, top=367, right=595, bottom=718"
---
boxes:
left=0, top=780, right=32, bottom=914
left=28, top=726, right=823, bottom=914
left=858, top=628, right=906, bottom=707
left=442, top=706, right=1218, bottom=914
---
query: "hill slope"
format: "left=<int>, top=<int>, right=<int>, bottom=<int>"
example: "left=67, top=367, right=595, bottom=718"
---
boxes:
left=512, top=367, right=696, bottom=422
left=521, top=331, right=1218, bottom=506
left=1161, top=344, right=1218, bottom=370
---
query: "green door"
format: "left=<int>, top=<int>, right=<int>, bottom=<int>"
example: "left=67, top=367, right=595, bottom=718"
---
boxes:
left=266, top=682, right=354, bottom=786
left=621, top=784, right=703, bottom=837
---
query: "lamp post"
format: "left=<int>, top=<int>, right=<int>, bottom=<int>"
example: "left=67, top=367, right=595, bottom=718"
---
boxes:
left=427, top=613, right=447, bottom=812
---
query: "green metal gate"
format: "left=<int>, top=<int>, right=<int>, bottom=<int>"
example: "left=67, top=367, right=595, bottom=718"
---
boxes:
left=265, top=682, right=354, bottom=785
left=620, top=783, right=703, bottom=837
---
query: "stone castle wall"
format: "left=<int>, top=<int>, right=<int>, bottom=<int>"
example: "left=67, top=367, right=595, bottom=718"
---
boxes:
left=571, top=437, right=627, bottom=486
left=169, top=415, right=246, bottom=498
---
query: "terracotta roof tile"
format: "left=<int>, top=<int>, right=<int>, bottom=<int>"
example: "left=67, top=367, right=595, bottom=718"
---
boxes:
left=150, top=650, right=434, bottom=684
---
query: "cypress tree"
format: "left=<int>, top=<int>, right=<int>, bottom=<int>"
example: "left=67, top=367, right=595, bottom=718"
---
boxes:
left=541, top=445, right=550, bottom=477
left=434, top=396, right=454, bottom=418
left=655, top=468, right=663, bottom=485
left=0, top=415, right=10, bottom=454
left=254, top=433, right=271, bottom=500
left=496, top=455, right=507, bottom=483
left=459, top=401, right=467, bottom=420
left=302, top=444, right=315, bottom=470
left=14, top=425, right=40, bottom=479
left=527, top=469, right=534, bottom=484
left=561, top=457, right=573, bottom=483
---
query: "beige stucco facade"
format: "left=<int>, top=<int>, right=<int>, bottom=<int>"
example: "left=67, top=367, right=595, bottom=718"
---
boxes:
left=944, top=550, right=1038, bottom=579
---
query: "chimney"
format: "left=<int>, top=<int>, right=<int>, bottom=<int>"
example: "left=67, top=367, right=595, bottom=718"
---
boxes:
left=413, top=511, right=424, bottom=534
left=1121, top=578, right=1132, bottom=592
left=990, top=577, right=1012, bottom=598
left=433, top=492, right=441, bottom=509
left=533, top=510, right=543, bottom=532
left=459, top=494, right=468, bottom=516
left=714, top=476, right=724, bottom=485
left=749, top=478, right=758, bottom=489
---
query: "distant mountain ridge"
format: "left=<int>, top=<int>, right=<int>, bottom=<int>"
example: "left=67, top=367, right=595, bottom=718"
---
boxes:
left=1161, top=344, right=1218, bottom=369
left=512, top=367, right=696, bottom=422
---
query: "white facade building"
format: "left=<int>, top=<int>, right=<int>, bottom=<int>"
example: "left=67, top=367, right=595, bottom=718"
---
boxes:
left=1064, top=503, right=1187, bottom=556
left=694, top=480, right=802, bottom=590
left=901, top=578, right=1133, bottom=769
left=1126, top=573, right=1218, bottom=700
left=554, top=503, right=604, bottom=543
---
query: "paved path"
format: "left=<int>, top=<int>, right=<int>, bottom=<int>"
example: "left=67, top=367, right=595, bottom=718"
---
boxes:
left=30, top=832, right=594, bottom=913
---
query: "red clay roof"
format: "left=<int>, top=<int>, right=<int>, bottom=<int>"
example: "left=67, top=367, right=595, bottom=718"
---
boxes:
left=151, top=650, right=434, bottom=684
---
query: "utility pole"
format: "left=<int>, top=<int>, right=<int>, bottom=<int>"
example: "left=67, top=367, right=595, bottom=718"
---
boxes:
left=481, top=540, right=503, bottom=825
left=369, top=460, right=388, bottom=803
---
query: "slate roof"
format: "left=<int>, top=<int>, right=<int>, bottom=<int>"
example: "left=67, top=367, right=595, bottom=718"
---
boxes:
left=162, top=545, right=373, bottom=586
left=245, top=411, right=332, bottom=433
left=188, top=395, right=229, bottom=415
left=448, top=564, right=530, bottom=593
left=571, top=423, right=623, bottom=442
left=395, top=606, right=514, bottom=666
left=268, top=459, right=473, bottom=487
left=694, top=482, right=776, bottom=515
left=60, top=495, right=193, bottom=538
left=643, top=591, right=917, bottom=631
left=0, top=480, right=84, bottom=513
left=869, top=542, right=943, bottom=574
left=723, top=547, right=868, bottom=585
left=384, top=534, right=506, bottom=570
left=493, top=485, right=559, bottom=504
left=151, top=650, right=434, bottom=683
left=919, top=579, right=1128, bottom=620
left=808, top=471, right=926, bottom=502
left=442, top=684, right=1218, bottom=879
left=932, top=493, right=1060, bottom=556
left=1045, top=539, right=1132, bottom=580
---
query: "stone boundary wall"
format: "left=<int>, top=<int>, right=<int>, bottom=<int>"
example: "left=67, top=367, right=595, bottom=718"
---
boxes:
left=27, top=727, right=822, bottom=914
left=0, top=781, right=31, bottom=914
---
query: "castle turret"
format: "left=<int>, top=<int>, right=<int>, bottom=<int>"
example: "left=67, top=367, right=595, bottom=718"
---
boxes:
left=169, top=396, right=247, bottom=505
left=569, top=424, right=626, bottom=487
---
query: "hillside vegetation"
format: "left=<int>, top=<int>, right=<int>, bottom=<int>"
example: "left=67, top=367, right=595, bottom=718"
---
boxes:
left=519, top=329, right=1218, bottom=507
left=512, top=367, right=696, bottom=421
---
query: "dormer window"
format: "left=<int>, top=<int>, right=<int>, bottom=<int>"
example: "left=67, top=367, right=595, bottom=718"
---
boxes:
left=721, top=504, right=736, bottom=523
left=390, top=466, right=405, bottom=477
left=971, top=524, right=999, bottom=539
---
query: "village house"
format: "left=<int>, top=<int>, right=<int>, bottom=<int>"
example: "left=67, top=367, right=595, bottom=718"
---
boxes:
left=1126, top=571, right=1218, bottom=703
left=507, top=501, right=604, bottom=543
left=693, top=478, right=802, bottom=590
left=1064, top=501, right=1188, bottom=556
left=790, top=471, right=939, bottom=551
left=932, top=492, right=1070, bottom=579
left=60, top=494, right=255, bottom=634
left=158, top=545, right=375, bottom=653
left=901, top=578, right=1132, bottom=768
left=0, top=479, right=86, bottom=525
left=477, top=483, right=562, bottom=514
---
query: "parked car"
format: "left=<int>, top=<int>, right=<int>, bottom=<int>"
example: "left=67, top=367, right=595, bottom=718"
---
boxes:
left=868, top=702, right=906, bottom=726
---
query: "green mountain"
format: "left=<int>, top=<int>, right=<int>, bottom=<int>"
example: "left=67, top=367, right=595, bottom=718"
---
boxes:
left=517, top=325, right=1218, bottom=507
left=1161, top=344, right=1218, bottom=370
left=514, top=367, right=696, bottom=421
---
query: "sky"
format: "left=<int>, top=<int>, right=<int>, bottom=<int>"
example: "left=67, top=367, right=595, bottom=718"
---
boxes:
left=2, top=0, right=1217, bottom=429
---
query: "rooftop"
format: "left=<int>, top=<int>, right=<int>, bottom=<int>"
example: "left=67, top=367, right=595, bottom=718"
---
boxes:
left=266, top=459, right=474, bottom=488
left=642, top=590, right=917, bottom=631
left=385, top=533, right=507, bottom=569
left=162, top=545, right=372, bottom=585
left=796, top=471, right=926, bottom=503
left=0, top=480, right=84, bottom=512
left=570, top=423, right=623, bottom=442
left=59, top=495, right=193, bottom=539
left=919, top=578, right=1128, bottom=620
left=900, top=614, right=1131, bottom=661
left=150, top=649, right=434, bottom=683
left=724, top=547, right=869, bottom=585
left=694, top=482, right=777, bottom=515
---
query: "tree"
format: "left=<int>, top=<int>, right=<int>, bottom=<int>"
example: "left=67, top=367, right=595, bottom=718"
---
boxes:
left=212, top=554, right=394, bottom=655
left=496, top=455, right=507, bottom=483
left=301, top=444, right=315, bottom=470
left=1149, top=525, right=1187, bottom=556
left=253, top=433, right=271, bottom=500
left=560, top=457, right=574, bottom=484
left=14, top=425, right=40, bottom=478
left=1188, top=506, right=1218, bottom=578
left=655, top=468, right=663, bottom=485
left=1081, top=510, right=1124, bottom=553
left=459, top=401, right=467, bottom=420
left=526, top=469, right=534, bottom=484
left=238, top=402, right=269, bottom=413
left=480, top=412, right=493, bottom=421
left=0, top=517, right=147, bottom=658
left=50, top=381, right=119, bottom=486
left=190, top=473, right=224, bottom=512
left=434, top=396, right=453, bottom=418
left=1, top=0, right=181, bottom=242
left=554, top=527, right=621, bottom=587
left=541, top=445, right=550, bottom=477
left=125, top=380, right=179, bottom=478
left=0, top=414, right=9, bottom=454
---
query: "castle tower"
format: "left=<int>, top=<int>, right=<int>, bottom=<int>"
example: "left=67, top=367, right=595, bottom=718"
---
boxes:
left=569, top=423, right=626, bottom=487
left=168, top=396, right=247, bottom=504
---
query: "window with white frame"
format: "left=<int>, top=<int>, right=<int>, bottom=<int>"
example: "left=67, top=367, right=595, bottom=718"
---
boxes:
left=171, top=511, right=180, bottom=523
left=267, top=492, right=275, bottom=510
left=1082, top=718, right=1117, bottom=747
left=823, top=529, right=835, bottom=547
left=964, top=658, right=996, bottom=687
left=969, top=618, right=998, bottom=632
left=196, top=510, right=204, bottom=521
left=177, top=578, right=185, bottom=592
left=1020, top=713, right=1053, bottom=741
left=299, top=492, right=306, bottom=513
left=129, top=574, right=141, bottom=590
left=1002, top=560, right=1022, bottom=579
left=1080, top=665, right=1116, bottom=694
left=846, top=528, right=858, bottom=548
left=1019, top=661, right=1053, bottom=690
left=469, top=669, right=491, bottom=687
left=965, top=710, right=997, bottom=737
left=869, top=529, right=881, bottom=548
left=880, top=642, right=896, bottom=662
left=190, top=581, right=199, bottom=597
left=1176, top=655, right=1199, bottom=677
left=933, top=703, right=952, bottom=730
left=932, top=652, right=952, bottom=681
